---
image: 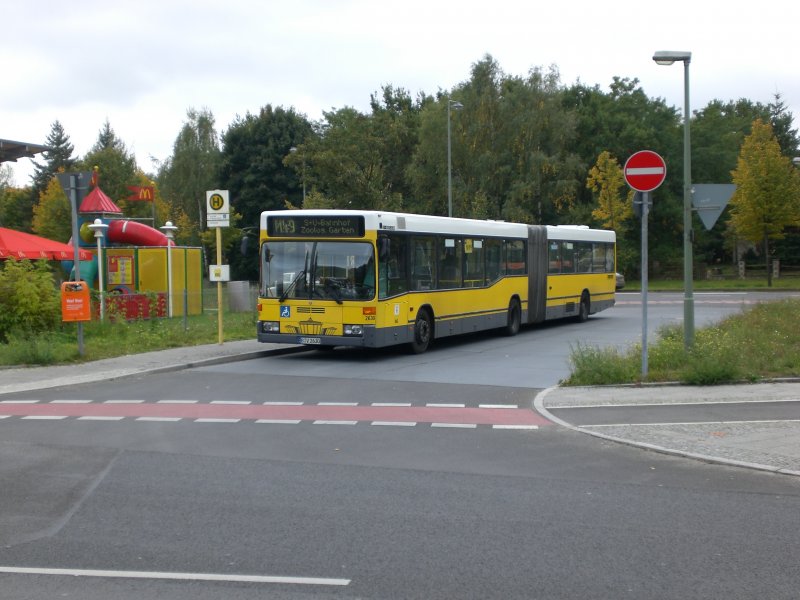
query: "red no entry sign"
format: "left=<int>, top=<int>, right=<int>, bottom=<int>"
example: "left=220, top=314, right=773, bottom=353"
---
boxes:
left=624, top=150, right=666, bottom=192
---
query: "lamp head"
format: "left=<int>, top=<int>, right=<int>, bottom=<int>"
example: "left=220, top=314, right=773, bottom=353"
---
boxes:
left=653, top=50, right=692, bottom=65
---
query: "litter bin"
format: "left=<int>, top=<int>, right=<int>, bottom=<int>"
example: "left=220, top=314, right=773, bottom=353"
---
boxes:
left=228, top=280, right=251, bottom=312
left=61, top=281, right=92, bottom=322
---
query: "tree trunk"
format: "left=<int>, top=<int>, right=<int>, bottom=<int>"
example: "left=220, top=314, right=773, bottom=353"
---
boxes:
left=765, top=234, right=772, bottom=287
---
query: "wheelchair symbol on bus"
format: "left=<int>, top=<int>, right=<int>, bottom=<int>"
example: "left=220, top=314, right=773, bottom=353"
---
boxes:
left=280, top=306, right=291, bottom=318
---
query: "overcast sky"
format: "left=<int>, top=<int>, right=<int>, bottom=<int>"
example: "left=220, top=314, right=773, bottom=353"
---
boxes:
left=4, top=0, right=799, bottom=186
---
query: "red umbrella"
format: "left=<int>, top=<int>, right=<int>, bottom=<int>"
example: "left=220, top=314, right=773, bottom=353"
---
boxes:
left=0, top=227, right=93, bottom=261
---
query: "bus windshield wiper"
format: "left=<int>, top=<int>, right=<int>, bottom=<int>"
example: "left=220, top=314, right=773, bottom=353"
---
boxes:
left=279, top=269, right=305, bottom=302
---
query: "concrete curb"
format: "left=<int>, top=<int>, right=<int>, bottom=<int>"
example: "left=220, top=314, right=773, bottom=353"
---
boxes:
left=0, top=345, right=307, bottom=396
left=533, top=386, right=800, bottom=478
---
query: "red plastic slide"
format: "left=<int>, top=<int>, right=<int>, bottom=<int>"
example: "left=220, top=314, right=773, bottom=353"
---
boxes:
left=107, top=220, right=174, bottom=246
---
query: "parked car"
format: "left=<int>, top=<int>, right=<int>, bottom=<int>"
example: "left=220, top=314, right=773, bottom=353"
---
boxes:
left=615, top=272, right=625, bottom=290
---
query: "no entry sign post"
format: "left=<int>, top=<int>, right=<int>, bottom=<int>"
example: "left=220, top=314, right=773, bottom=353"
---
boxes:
left=624, top=150, right=666, bottom=379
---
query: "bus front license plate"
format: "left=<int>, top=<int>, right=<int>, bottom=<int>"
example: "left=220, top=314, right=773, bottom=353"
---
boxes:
left=299, top=337, right=321, bottom=345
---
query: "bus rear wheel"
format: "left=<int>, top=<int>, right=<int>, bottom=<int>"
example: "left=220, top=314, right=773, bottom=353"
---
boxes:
left=576, top=292, right=590, bottom=323
left=409, top=309, right=433, bottom=354
left=503, top=299, right=521, bottom=336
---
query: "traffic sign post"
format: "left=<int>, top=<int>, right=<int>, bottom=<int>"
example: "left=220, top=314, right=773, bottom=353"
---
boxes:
left=624, top=150, right=666, bottom=379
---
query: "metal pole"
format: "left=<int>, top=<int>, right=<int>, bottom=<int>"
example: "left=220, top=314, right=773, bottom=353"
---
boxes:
left=166, top=242, right=174, bottom=317
left=447, top=100, right=453, bottom=218
left=641, top=192, right=649, bottom=378
left=216, top=226, right=224, bottom=344
left=682, top=58, right=694, bottom=348
left=68, top=175, right=84, bottom=356
left=96, top=235, right=105, bottom=322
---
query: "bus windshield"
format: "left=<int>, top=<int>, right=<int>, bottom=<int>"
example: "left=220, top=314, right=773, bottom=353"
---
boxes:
left=261, top=241, right=375, bottom=302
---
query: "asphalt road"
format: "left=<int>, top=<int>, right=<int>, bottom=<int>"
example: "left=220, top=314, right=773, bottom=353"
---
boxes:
left=1, top=291, right=799, bottom=599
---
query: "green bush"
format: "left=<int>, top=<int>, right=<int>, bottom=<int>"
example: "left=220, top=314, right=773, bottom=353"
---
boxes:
left=0, top=260, right=61, bottom=342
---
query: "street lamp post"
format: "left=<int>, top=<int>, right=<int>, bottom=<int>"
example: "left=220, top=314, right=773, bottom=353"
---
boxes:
left=447, top=99, right=463, bottom=218
left=653, top=50, right=693, bottom=348
left=160, top=221, right=178, bottom=318
left=87, top=218, right=108, bottom=322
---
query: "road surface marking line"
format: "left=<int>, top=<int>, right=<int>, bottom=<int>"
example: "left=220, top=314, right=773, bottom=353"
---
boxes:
left=371, top=402, right=411, bottom=407
left=78, top=416, right=125, bottom=421
left=557, top=398, right=800, bottom=409
left=1, top=400, right=39, bottom=404
left=313, top=420, right=358, bottom=425
left=256, top=419, right=302, bottom=424
left=136, top=417, right=182, bottom=422
left=51, top=400, right=92, bottom=404
left=195, top=418, right=241, bottom=423
left=492, top=425, right=539, bottom=430
left=211, top=400, right=251, bottom=405
left=371, top=421, right=417, bottom=427
left=583, top=418, right=800, bottom=428
left=263, top=401, right=304, bottom=406
left=319, top=402, right=359, bottom=406
left=158, top=400, right=198, bottom=404
left=479, top=404, right=517, bottom=409
left=21, top=415, right=67, bottom=420
left=0, top=416, right=10, bottom=419
left=427, top=403, right=465, bottom=408
left=0, top=566, right=350, bottom=586
left=105, top=400, right=144, bottom=404
left=431, top=423, right=476, bottom=429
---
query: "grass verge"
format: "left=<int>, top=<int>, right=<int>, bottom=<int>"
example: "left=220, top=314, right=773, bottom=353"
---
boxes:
left=564, top=298, right=800, bottom=386
left=0, top=311, right=256, bottom=367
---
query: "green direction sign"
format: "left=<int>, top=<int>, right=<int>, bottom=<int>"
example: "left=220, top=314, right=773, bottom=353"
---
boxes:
left=692, top=184, right=736, bottom=231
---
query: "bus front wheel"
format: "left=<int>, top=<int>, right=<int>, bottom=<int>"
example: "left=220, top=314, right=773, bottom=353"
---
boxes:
left=409, top=309, right=433, bottom=354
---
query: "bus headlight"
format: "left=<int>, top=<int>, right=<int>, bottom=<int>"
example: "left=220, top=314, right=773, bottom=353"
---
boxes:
left=261, top=321, right=280, bottom=333
left=343, top=324, right=364, bottom=336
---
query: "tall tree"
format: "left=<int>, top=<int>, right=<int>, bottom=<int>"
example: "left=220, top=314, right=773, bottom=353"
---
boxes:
left=219, top=105, right=313, bottom=280
left=729, top=119, right=800, bottom=286
left=768, top=93, right=800, bottom=157
left=80, top=120, right=138, bottom=214
left=586, top=151, right=635, bottom=273
left=32, top=177, right=72, bottom=242
left=586, top=151, right=633, bottom=230
left=30, top=120, right=76, bottom=197
left=0, top=186, right=35, bottom=231
left=157, top=108, right=222, bottom=243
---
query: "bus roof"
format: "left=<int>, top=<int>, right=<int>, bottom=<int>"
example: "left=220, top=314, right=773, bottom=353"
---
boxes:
left=260, top=210, right=614, bottom=241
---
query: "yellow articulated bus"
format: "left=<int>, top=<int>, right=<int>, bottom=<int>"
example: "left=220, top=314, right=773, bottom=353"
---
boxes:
left=257, top=210, right=616, bottom=353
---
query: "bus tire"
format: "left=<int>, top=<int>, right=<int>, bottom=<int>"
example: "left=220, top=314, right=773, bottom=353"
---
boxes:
left=576, top=291, right=590, bottom=323
left=409, top=309, right=433, bottom=354
left=504, top=299, right=521, bottom=336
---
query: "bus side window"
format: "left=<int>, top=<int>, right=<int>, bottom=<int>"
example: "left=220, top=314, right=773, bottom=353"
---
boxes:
left=605, top=243, right=615, bottom=272
left=548, top=241, right=561, bottom=274
left=485, top=238, right=502, bottom=284
left=379, top=234, right=408, bottom=298
left=437, top=238, right=462, bottom=289
left=562, top=242, right=575, bottom=273
left=411, top=236, right=435, bottom=291
left=463, top=238, right=484, bottom=287
left=575, top=242, right=592, bottom=273
left=504, top=240, right=526, bottom=275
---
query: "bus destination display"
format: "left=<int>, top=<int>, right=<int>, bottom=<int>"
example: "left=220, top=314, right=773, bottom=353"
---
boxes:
left=268, top=215, right=365, bottom=238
